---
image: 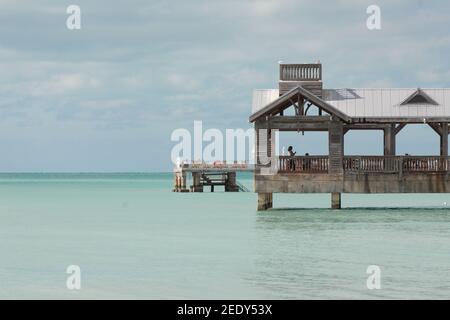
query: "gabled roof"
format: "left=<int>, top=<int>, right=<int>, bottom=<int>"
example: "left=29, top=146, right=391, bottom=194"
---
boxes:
left=249, top=86, right=351, bottom=123
left=252, top=89, right=279, bottom=114
left=322, top=88, right=450, bottom=118
left=400, top=88, right=438, bottom=106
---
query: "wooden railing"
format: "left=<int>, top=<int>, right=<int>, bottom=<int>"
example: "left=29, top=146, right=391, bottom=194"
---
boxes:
left=278, top=156, right=450, bottom=174
left=279, top=64, right=322, bottom=81
left=344, top=156, right=450, bottom=173
left=181, top=161, right=250, bottom=169
left=343, top=156, right=400, bottom=173
left=279, top=156, right=329, bottom=173
left=402, top=156, right=450, bottom=172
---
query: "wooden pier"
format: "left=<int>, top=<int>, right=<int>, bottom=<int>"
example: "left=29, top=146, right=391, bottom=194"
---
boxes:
left=173, top=162, right=253, bottom=192
left=250, top=62, right=450, bottom=210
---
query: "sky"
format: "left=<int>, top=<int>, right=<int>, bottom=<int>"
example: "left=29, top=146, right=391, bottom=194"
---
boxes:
left=1, top=0, right=450, bottom=172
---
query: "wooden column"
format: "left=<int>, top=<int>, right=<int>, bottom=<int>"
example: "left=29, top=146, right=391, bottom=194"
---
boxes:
left=440, top=122, right=448, bottom=156
left=173, top=172, right=178, bottom=192
left=257, top=193, right=273, bottom=211
left=225, top=172, right=238, bottom=192
left=255, top=120, right=271, bottom=166
left=255, top=121, right=273, bottom=210
left=182, top=172, right=187, bottom=190
left=255, top=121, right=262, bottom=165
left=328, top=119, right=344, bottom=209
left=331, top=192, right=341, bottom=209
left=383, top=124, right=396, bottom=156
left=192, top=172, right=203, bottom=192
left=298, top=97, right=304, bottom=116
left=328, top=119, right=344, bottom=174
left=173, top=171, right=189, bottom=192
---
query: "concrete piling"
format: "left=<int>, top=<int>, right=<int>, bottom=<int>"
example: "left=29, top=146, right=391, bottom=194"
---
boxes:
left=257, top=193, right=273, bottom=211
left=331, top=192, right=341, bottom=209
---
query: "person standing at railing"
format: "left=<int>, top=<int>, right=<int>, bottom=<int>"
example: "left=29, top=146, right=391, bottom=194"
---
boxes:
left=304, top=153, right=309, bottom=171
left=288, top=146, right=296, bottom=171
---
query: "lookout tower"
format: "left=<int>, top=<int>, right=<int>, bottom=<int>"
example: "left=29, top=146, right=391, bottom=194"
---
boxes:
left=279, top=63, right=323, bottom=97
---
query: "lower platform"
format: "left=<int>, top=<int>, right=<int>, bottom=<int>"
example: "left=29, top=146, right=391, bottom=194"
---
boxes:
left=255, top=172, right=450, bottom=210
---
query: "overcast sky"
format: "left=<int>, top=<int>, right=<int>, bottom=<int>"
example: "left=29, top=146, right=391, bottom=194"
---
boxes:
left=1, top=0, right=450, bottom=172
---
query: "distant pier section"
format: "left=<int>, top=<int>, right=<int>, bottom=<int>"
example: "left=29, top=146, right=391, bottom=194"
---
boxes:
left=173, top=161, right=254, bottom=192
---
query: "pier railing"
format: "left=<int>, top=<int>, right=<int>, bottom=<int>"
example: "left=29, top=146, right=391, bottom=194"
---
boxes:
left=279, top=156, right=329, bottom=173
left=278, top=156, right=450, bottom=174
left=179, top=161, right=251, bottom=170
left=344, top=156, right=450, bottom=173
left=402, top=156, right=450, bottom=172
left=343, top=156, right=400, bottom=173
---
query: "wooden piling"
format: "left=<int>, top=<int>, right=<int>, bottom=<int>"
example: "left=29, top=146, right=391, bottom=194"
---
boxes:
left=331, top=192, right=341, bottom=209
left=258, top=193, right=273, bottom=211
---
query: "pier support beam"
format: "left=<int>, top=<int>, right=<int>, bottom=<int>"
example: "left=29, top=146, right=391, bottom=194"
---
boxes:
left=428, top=122, right=448, bottom=156
left=331, top=192, right=341, bottom=209
left=225, top=172, right=239, bottom=192
left=328, top=119, right=344, bottom=174
left=173, top=171, right=189, bottom=192
left=257, top=193, right=273, bottom=211
left=441, top=123, right=448, bottom=156
left=191, top=172, right=203, bottom=192
left=384, top=124, right=396, bottom=156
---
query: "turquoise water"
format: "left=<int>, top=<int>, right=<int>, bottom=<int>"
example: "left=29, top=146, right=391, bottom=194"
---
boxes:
left=0, top=173, right=449, bottom=299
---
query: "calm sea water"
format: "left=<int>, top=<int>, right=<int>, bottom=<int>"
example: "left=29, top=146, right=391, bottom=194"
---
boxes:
left=0, top=172, right=449, bottom=299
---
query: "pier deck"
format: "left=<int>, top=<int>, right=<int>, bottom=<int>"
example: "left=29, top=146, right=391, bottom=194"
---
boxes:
left=173, top=163, right=254, bottom=192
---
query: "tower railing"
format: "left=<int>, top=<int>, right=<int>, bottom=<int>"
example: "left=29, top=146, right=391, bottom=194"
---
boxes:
left=279, top=63, right=322, bottom=81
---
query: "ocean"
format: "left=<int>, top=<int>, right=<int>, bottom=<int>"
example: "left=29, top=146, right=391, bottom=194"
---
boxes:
left=0, top=172, right=449, bottom=299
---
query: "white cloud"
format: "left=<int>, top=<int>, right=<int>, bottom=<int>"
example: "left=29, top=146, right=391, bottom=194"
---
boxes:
left=0, top=0, right=450, bottom=170
left=80, top=99, right=135, bottom=109
left=29, top=74, right=100, bottom=96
